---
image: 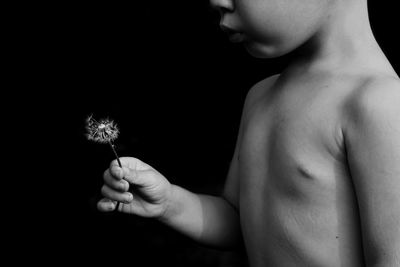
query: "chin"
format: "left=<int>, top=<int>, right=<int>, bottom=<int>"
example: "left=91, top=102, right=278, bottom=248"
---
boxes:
left=244, top=41, right=292, bottom=59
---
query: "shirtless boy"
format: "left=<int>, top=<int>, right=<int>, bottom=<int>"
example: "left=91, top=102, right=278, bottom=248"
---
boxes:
left=97, top=0, right=400, bottom=266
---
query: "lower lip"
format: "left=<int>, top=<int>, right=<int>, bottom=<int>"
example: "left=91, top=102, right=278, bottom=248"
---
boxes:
left=229, top=33, right=245, bottom=43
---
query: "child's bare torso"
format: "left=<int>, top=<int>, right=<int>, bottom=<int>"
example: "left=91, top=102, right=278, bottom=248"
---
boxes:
left=236, top=71, right=372, bottom=267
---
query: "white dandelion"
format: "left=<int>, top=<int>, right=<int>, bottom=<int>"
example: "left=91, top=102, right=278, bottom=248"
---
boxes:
left=86, top=115, right=122, bottom=167
left=86, top=114, right=125, bottom=211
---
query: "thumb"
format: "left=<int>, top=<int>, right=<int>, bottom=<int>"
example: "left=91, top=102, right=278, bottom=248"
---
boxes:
left=122, top=167, right=157, bottom=187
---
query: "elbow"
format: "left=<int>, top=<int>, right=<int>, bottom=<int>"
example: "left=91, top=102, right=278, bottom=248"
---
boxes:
left=221, top=194, right=239, bottom=214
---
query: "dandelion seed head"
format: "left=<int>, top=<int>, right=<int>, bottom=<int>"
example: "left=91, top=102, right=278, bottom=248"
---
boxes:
left=86, top=115, right=119, bottom=144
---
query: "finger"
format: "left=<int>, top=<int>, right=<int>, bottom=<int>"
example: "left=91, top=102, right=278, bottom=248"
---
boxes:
left=97, top=198, right=117, bottom=212
left=101, top=184, right=133, bottom=204
left=104, top=168, right=129, bottom=192
left=109, top=165, right=125, bottom=180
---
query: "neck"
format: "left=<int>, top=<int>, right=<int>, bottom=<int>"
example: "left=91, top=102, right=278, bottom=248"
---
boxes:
left=285, top=0, right=396, bottom=76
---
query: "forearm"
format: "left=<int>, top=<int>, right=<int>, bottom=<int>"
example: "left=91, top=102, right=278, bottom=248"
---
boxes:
left=159, top=184, right=242, bottom=249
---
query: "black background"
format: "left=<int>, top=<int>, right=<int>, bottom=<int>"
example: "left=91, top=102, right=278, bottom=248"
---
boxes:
left=9, top=1, right=399, bottom=266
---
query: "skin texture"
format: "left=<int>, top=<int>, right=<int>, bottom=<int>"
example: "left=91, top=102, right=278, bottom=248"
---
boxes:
left=98, top=0, right=400, bottom=266
left=228, top=71, right=399, bottom=267
left=215, top=0, right=334, bottom=58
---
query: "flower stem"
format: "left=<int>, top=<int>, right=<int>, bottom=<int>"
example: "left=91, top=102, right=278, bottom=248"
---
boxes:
left=108, top=141, right=122, bottom=167
left=108, top=141, right=121, bottom=212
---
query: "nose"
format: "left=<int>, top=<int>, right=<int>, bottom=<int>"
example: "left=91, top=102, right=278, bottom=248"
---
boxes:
left=209, top=0, right=234, bottom=13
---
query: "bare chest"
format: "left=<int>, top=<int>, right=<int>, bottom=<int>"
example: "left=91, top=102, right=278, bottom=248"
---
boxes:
left=235, top=75, right=368, bottom=266
left=236, top=83, right=365, bottom=266
left=238, top=87, right=346, bottom=200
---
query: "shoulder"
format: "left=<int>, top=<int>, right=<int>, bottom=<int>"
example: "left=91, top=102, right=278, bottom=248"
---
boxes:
left=346, top=75, right=400, bottom=118
left=344, top=75, right=400, bottom=132
left=243, top=74, right=280, bottom=109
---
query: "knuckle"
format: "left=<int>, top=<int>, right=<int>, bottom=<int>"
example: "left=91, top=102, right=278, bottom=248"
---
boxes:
left=117, top=180, right=127, bottom=191
left=110, top=159, right=121, bottom=170
left=111, top=165, right=123, bottom=179
left=101, top=185, right=109, bottom=197
left=103, top=169, right=109, bottom=180
left=122, top=180, right=129, bottom=191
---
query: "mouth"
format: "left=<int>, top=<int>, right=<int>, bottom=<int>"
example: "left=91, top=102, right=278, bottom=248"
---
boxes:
left=220, top=24, right=245, bottom=43
left=228, top=32, right=245, bottom=43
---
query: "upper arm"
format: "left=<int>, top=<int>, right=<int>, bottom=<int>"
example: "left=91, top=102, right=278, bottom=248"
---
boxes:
left=222, top=75, right=279, bottom=209
left=344, top=78, right=400, bottom=265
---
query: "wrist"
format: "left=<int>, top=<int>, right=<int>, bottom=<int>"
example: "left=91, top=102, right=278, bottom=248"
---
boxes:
left=158, top=184, right=182, bottom=223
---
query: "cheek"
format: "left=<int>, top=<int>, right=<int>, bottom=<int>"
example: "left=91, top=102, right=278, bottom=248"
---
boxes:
left=238, top=1, right=281, bottom=36
left=238, top=1, right=295, bottom=45
left=240, top=15, right=300, bottom=58
left=238, top=2, right=326, bottom=58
